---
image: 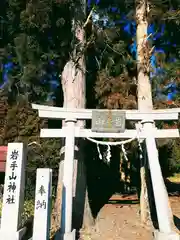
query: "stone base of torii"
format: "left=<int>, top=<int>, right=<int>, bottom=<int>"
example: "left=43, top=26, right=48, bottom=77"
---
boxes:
left=32, top=104, right=180, bottom=240
left=153, top=230, right=179, bottom=240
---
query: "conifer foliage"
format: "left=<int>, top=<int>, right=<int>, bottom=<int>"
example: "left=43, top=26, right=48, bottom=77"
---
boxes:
left=1, top=0, right=72, bottom=103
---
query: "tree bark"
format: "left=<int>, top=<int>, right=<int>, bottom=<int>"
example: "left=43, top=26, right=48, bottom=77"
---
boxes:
left=51, top=1, right=94, bottom=236
left=135, top=0, right=173, bottom=226
left=135, top=0, right=153, bottom=224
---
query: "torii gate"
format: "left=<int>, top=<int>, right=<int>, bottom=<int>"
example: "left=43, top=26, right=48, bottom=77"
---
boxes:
left=32, top=104, right=180, bottom=240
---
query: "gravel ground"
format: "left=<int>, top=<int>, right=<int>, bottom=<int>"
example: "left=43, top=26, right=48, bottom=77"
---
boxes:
left=80, top=195, right=180, bottom=240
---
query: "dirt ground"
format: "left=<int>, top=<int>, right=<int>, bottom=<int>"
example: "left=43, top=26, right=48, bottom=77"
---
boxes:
left=80, top=194, right=180, bottom=240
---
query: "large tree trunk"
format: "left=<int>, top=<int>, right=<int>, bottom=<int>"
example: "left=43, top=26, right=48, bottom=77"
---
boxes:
left=51, top=1, right=94, bottom=236
left=135, top=0, right=153, bottom=224
left=135, top=0, right=173, bottom=226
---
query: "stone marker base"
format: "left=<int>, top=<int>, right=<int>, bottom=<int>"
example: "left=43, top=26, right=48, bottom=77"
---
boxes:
left=153, top=230, right=180, bottom=240
left=55, top=229, right=76, bottom=240
left=0, top=227, right=27, bottom=240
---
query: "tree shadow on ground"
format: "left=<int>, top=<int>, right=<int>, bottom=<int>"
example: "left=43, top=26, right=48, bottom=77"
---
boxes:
left=85, top=142, right=125, bottom=219
left=147, top=176, right=180, bottom=231
left=108, top=199, right=139, bottom=204
left=173, top=215, right=180, bottom=231
left=21, top=216, right=33, bottom=240
left=165, top=179, right=180, bottom=195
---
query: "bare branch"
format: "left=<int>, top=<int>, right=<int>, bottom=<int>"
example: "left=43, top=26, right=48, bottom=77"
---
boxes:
left=83, top=7, right=94, bottom=28
left=28, top=141, right=41, bottom=148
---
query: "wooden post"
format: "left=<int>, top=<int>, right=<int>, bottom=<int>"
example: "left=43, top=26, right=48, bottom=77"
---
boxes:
left=60, top=119, right=76, bottom=239
left=32, top=168, right=52, bottom=240
left=0, top=143, right=26, bottom=239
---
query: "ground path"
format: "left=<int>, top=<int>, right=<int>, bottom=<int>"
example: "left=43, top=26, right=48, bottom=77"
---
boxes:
left=80, top=194, right=180, bottom=240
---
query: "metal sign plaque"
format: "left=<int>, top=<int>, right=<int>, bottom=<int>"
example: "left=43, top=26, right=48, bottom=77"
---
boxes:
left=91, top=110, right=126, bottom=133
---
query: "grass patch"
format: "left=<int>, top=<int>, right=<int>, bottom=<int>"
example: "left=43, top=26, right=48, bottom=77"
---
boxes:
left=0, top=199, right=34, bottom=224
left=168, top=173, right=180, bottom=183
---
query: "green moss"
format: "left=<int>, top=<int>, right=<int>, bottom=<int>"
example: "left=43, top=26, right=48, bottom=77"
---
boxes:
left=21, top=200, right=35, bottom=226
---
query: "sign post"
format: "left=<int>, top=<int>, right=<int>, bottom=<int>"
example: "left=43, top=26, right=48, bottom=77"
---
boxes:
left=0, top=143, right=26, bottom=240
left=32, top=168, right=52, bottom=240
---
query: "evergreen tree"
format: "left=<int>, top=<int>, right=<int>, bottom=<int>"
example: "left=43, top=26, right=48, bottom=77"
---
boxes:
left=1, top=0, right=72, bottom=103
left=0, top=98, right=61, bottom=199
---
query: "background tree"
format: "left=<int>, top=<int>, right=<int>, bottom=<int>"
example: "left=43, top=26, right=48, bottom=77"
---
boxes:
left=51, top=0, right=95, bottom=236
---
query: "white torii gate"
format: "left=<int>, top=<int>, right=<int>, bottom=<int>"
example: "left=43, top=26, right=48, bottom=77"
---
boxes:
left=32, top=104, right=180, bottom=240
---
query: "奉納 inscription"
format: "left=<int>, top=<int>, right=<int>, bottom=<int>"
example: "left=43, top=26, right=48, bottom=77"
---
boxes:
left=38, top=185, right=46, bottom=196
left=36, top=199, right=47, bottom=210
left=35, top=184, right=47, bottom=210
